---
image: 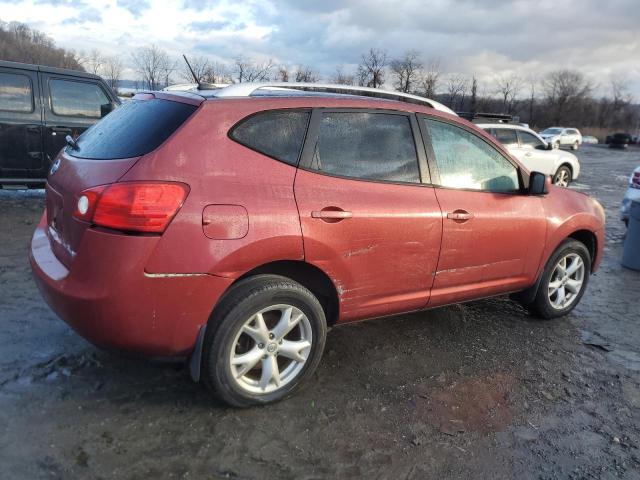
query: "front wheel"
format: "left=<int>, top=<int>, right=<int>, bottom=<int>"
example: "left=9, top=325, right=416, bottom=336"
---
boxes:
left=201, top=275, right=327, bottom=407
left=571, top=141, right=579, bottom=150
left=528, top=239, right=591, bottom=319
left=553, top=166, right=572, bottom=187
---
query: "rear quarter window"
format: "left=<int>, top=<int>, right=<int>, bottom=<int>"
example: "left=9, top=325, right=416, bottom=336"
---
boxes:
left=68, top=98, right=197, bottom=160
left=229, top=110, right=310, bottom=166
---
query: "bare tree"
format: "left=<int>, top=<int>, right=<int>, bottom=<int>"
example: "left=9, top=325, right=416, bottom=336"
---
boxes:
left=469, top=76, right=478, bottom=114
left=131, top=45, right=174, bottom=90
left=420, top=58, right=440, bottom=98
left=542, top=69, right=593, bottom=124
left=0, top=21, right=83, bottom=70
left=180, top=55, right=210, bottom=83
left=390, top=50, right=422, bottom=93
left=294, top=66, right=319, bottom=83
left=495, top=74, right=522, bottom=113
left=233, top=56, right=274, bottom=83
left=103, top=56, right=122, bottom=92
left=277, top=65, right=290, bottom=82
left=85, top=49, right=104, bottom=75
left=445, top=74, right=467, bottom=109
left=527, top=78, right=537, bottom=125
left=357, top=48, right=387, bottom=88
left=331, top=65, right=355, bottom=85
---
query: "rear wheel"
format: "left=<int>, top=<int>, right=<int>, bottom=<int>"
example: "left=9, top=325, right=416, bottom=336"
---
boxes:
left=528, top=239, right=591, bottom=319
left=553, top=166, right=572, bottom=187
left=202, top=275, right=327, bottom=407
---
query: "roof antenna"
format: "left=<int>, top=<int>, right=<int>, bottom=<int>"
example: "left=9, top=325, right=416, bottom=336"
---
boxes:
left=182, top=54, right=202, bottom=89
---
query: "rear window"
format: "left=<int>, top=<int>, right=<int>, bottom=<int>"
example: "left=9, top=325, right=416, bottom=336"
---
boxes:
left=229, top=110, right=310, bottom=166
left=68, top=99, right=197, bottom=160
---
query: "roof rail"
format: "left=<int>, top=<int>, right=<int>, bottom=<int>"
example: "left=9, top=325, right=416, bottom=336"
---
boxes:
left=457, top=111, right=514, bottom=123
left=213, top=82, right=457, bottom=116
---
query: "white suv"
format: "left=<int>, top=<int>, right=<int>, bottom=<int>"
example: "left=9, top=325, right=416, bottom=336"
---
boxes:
left=478, top=123, right=581, bottom=187
left=539, top=127, right=582, bottom=150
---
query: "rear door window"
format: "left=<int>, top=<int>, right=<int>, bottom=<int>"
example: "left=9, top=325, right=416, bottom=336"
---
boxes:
left=492, top=128, right=519, bottom=147
left=68, top=98, right=197, bottom=160
left=230, top=110, right=310, bottom=166
left=0, top=72, right=33, bottom=112
left=309, top=111, right=420, bottom=183
left=49, top=79, right=110, bottom=118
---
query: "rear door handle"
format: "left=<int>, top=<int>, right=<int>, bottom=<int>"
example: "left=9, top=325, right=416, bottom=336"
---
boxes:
left=51, top=127, right=72, bottom=135
left=447, top=210, right=474, bottom=221
left=311, top=209, right=353, bottom=221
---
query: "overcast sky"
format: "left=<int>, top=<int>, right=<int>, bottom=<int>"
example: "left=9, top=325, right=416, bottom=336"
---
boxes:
left=2, top=0, right=639, bottom=97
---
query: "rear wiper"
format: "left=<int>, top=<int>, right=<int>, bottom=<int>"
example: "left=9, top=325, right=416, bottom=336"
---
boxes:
left=65, top=135, right=79, bottom=150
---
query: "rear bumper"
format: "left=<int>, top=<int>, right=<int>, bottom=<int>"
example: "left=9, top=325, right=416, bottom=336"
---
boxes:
left=29, top=214, right=233, bottom=356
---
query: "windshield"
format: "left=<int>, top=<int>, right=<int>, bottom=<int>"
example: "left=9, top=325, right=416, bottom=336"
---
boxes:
left=541, top=128, right=563, bottom=135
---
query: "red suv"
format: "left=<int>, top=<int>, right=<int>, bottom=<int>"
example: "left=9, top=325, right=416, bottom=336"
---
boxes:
left=30, top=84, right=605, bottom=406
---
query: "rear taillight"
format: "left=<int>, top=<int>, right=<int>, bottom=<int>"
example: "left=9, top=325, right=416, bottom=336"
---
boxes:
left=631, top=171, right=640, bottom=189
left=73, top=182, right=189, bottom=233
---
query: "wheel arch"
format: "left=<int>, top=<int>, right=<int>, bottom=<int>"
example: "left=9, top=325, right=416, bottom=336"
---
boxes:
left=568, top=229, right=597, bottom=270
left=190, top=259, right=340, bottom=383
left=511, top=228, right=598, bottom=305
left=234, top=260, right=340, bottom=327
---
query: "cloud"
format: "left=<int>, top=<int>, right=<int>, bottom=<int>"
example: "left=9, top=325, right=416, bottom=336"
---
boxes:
left=61, top=6, right=102, bottom=25
left=1, top=0, right=639, bottom=96
left=117, top=0, right=150, bottom=17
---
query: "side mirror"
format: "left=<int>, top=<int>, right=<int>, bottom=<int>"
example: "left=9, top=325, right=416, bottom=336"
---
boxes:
left=529, top=171, right=549, bottom=195
left=100, top=103, right=113, bottom=118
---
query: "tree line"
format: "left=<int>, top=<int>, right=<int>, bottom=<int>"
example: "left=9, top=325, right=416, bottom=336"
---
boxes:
left=1, top=20, right=637, bottom=132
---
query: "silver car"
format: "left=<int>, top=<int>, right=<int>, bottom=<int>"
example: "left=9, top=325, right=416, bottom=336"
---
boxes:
left=621, top=166, right=640, bottom=226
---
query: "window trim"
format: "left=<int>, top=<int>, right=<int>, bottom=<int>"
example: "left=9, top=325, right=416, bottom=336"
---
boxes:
left=48, top=77, right=112, bottom=119
left=298, top=107, right=430, bottom=186
left=418, top=115, right=524, bottom=195
left=227, top=108, right=312, bottom=167
left=0, top=72, right=34, bottom=113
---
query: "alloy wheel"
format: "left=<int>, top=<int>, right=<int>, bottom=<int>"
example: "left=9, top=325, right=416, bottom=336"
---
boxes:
left=547, top=253, right=585, bottom=310
left=554, top=168, right=570, bottom=187
left=229, top=304, right=313, bottom=394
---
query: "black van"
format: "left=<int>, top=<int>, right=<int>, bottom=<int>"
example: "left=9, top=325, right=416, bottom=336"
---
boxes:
left=0, top=60, right=120, bottom=187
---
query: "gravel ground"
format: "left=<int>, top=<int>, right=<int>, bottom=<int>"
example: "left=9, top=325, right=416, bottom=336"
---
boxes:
left=1, top=145, right=639, bottom=479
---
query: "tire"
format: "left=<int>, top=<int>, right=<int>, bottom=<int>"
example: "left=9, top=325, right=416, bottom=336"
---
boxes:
left=201, top=274, right=327, bottom=407
left=553, top=166, right=572, bottom=187
left=571, top=141, right=579, bottom=150
left=554, top=141, right=561, bottom=149
left=528, top=239, right=591, bottom=319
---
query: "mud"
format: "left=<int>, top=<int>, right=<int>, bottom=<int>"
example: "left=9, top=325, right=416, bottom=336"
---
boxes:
left=1, top=145, right=640, bottom=479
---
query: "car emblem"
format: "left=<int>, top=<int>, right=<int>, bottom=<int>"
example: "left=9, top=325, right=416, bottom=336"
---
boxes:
left=50, top=158, right=61, bottom=176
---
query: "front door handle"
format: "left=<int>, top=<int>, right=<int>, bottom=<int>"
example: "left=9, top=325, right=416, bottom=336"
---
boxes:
left=447, top=210, right=474, bottom=221
left=311, top=208, right=353, bottom=222
left=524, top=152, right=533, bottom=157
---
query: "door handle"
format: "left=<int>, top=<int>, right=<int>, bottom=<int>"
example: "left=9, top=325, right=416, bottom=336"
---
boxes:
left=447, top=210, right=474, bottom=221
left=51, top=127, right=72, bottom=136
left=524, top=152, right=533, bottom=157
left=311, top=209, right=353, bottom=221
